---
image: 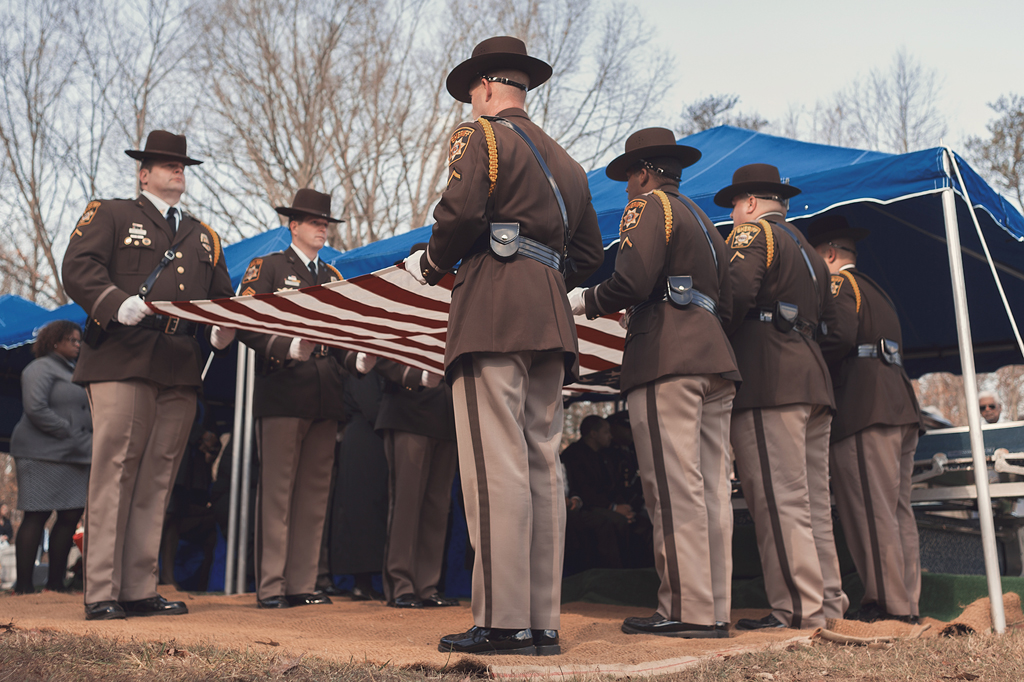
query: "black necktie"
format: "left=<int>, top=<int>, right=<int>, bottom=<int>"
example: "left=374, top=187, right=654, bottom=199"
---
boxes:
left=308, top=260, right=317, bottom=278
left=165, top=207, right=178, bottom=232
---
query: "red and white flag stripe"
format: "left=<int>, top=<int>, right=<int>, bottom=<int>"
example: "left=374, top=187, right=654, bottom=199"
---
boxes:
left=149, top=265, right=625, bottom=394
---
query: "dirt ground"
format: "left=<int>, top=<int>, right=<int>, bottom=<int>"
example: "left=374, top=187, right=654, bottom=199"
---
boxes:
left=3, top=588, right=1003, bottom=678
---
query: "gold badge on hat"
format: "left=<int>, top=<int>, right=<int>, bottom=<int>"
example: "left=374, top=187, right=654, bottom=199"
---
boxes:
left=448, top=127, right=474, bottom=166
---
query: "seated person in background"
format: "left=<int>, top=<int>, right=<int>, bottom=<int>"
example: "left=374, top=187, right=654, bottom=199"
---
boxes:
left=979, top=391, right=1003, bottom=424
left=604, top=411, right=646, bottom=518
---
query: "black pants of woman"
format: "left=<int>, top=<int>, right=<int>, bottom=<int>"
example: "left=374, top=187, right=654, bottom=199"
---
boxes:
left=14, top=508, right=82, bottom=593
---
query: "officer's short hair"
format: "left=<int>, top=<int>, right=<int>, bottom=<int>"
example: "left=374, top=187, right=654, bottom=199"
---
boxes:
left=579, top=415, right=607, bottom=438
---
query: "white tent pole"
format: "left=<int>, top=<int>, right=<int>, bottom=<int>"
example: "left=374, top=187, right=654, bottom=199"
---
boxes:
left=235, top=347, right=257, bottom=593
left=946, top=149, right=1024, bottom=361
left=224, top=343, right=247, bottom=594
left=941, top=150, right=1006, bottom=633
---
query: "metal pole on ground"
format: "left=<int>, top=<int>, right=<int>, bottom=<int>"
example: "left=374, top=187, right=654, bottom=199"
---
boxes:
left=940, top=149, right=1006, bottom=633
left=235, top=347, right=257, bottom=593
left=224, top=343, right=247, bottom=594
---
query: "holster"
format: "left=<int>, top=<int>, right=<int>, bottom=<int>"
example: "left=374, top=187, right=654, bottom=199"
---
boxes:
left=666, top=276, right=694, bottom=306
left=83, top=318, right=107, bottom=349
left=773, top=301, right=799, bottom=333
left=879, top=338, right=900, bottom=365
left=489, top=222, right=520, bottom=259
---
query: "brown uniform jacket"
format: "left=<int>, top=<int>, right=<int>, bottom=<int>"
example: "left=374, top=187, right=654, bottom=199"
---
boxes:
left=423, top=108, right=604, bottom=382
left=819, top=267, right=921, bottom=442
left=373, top=360, right=457, bottom=442
left=235, top=249, right=355, bottom=421
left=724, top=216, right=836, bottom=410
left=583, top=185, right=740, bottom=393
left=62, top=196, right=234, bottom=387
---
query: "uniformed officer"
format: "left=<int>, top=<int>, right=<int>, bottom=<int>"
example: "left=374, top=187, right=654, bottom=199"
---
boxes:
left=715, top=164, right=848, bottom=630
left=235, top=189, right=371, bottom=609
left=570, top=128, right=739, bottom=638
left=62, top=130, right=235, bottom=620
left=374, top=341, right=460, bottom=609
left=809, top=215, right=922, bottom=623
left=403, top=36, right=604, bottom=655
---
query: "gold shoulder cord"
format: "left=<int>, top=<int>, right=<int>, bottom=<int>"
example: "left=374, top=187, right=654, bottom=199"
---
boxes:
left=651, top=190, right=673, bottom=244
left=478, top=118, right=498, bottom=196
left=758, top=219, right=775, bottom=269
left=203, top=222, right=223, bottom=267
left=326, top=264, right=343, bottom=281
left=840, top=270, right=862, bottom=313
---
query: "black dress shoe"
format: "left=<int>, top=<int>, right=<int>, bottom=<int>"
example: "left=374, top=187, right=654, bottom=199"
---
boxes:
left=391, top=593, right=424, bottom=608
left=421, top=592, right=459, bottom=607
left=438, top=626, right=535, bottom=655
left=736, top=614, right=788, bottom=630
left=856, top=602, right=918, bottom=624
left=257, top=595, right=290, bottom=609
left=118, top=595, right=188, bottom=617
left=622, top=614, right=728, bottom=638
left=286, top=592, right=332, bottom=606
left=348, top=585, right=385, bottom=602
left=85, top=600, right=126, bottom=620
left=533, top=629, right=560, bottom=655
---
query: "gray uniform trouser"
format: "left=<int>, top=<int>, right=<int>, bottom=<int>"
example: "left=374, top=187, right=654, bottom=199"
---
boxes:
left=450, top=351, right=565, bottom=630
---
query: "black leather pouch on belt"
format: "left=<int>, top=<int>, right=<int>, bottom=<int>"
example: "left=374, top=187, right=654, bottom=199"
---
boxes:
left=773, top=301, right=799, bottom=333
left=489, top=223, right=520, bottom=259
left=879, top=338, right=899, bottom=365
left=83, top=318, right=107, bottom=349
left=666, top=276, right=693, bottom=306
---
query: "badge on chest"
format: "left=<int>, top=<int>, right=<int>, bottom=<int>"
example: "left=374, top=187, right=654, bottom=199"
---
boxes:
left=277, top=274, right=303, bottom=291
left=124, top=223, right=151, bottom=247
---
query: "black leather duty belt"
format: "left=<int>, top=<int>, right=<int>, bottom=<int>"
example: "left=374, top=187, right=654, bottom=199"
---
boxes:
left=136, top=314, right=197, bottom=336
left=517, top=236, right=562, bottom=271
left=853, top=339, right=903, bottom=367
left=631, top=288, right=719, bottom=320
left=747, top=306, right=822, bottom=341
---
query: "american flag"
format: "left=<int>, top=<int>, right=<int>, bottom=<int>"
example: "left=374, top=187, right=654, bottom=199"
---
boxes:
left=149, top=265, right=626, bottom=394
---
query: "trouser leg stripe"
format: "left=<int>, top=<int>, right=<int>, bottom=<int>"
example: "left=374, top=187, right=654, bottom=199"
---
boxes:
left=462, top=355, right=493, bottom=626
left=754, top=408, right=803, bottom=628
left=647, top=382, right=682, bottom=620
left=856, top=431, right=886, bottom=610
left=254, top=419, right=264, bottom=596
left=382, top=433, right=397, bottom=600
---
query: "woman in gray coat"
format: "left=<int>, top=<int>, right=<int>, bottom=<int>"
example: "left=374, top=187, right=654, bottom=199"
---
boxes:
left=10, top=320, right=91, bottom=593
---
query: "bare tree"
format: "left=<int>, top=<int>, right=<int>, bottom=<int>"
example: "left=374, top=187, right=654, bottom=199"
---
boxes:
left=678, top=94, right=768, bottom=136
left=966, top=94, right=1024, bottom=212
left=0, top=0, right=82, bottom=305
left=795, top=49, right=946, bottom=154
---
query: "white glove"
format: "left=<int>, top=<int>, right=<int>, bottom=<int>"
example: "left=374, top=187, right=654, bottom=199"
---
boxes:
left=355, top=352, right=378, bottom=374
left=288, top=338, right=315, bottom=361
left=116, top=296, right=153, bottom=326
left=403, top=250, right=427, bottom=285
left=421, top=370, right=442, bottom=388
left=618, top=308, right=632, bottom=330
left=210, top=325, right=236, bottom=350
left=568, top=288, right=587, bottom=316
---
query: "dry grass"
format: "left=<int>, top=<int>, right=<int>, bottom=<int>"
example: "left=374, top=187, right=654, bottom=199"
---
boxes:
left=3, top=625, right=1024, bottom=681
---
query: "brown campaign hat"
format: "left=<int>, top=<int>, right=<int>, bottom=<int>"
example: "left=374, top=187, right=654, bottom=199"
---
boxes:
left=713, top=163, right=801, bottom=207
left=275, top=188, right=343, bottom=223
left=605, top=127, right=701, bottom=182
left=125, top=130, right=202, bottom=166
left=446, top=36, right=552, bottom=104
left=806, top=215, right=869, bottom=247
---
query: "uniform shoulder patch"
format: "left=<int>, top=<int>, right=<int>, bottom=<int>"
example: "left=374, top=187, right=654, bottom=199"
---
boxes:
left=830, top=273, right=844, bottom=298
left=76, top=201, right=102, bottom=230
left=240, top=286, right=256, bottom=297
left=620, top=199, right=647, bottom=233
left=325, top=264, right=343, bottom=282
left=448, top=126, right=475, bottom=166
left=242, top=258, right=263, bottom=284
left=730, top=223, right=761, bottom=249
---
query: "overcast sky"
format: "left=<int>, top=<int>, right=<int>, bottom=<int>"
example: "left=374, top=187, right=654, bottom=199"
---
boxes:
left=627, top=0, right=1023, bottom=147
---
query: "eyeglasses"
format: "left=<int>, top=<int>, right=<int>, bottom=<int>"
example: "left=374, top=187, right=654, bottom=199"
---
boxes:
left=980, top=404, right=998, bottom=410
left=828, top=241, right=859, bottom=257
